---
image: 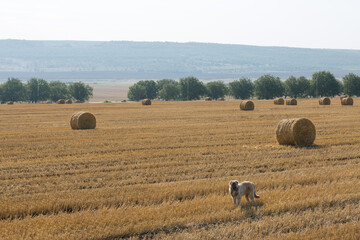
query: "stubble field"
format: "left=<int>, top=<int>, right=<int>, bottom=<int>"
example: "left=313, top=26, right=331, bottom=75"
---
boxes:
left=0, top=99, right=359, bottom=239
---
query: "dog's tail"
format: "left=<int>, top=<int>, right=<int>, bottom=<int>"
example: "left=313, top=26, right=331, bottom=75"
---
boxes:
left=254, top=192, right=260, bottom=198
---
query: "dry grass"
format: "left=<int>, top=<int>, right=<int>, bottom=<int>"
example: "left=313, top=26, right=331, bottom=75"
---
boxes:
left=0, top=99, right=359, bottom=240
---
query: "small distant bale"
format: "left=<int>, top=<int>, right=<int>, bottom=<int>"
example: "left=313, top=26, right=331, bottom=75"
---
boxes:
left=7, top=101, right=14, bottom=105
left=286, top=98, right=297, bottom=105
left=65, top=99, right=72, bottom=104
left=75, top=100, right=82, bottom=103
left=70, top=112, right=96, bottom=130
left=340, top=95, right=348, bottom=101
left=240, top=100, right=254, bottom=111
left=274, top=97, right=284, bottom=105
left=319, top=97, right=331, bottom=105
left=142, top=99, right=151, bottom=105
left=205, top=97, right=212, bottom=101
left=218, top=97, right=225, bottom=101
left=341, top=97, right=353, bottom=105
left=121, top=100, right=127, bottom=102
left=56, top=99, right=65, bottom=104
left=276, top=118, right=316, bottom=146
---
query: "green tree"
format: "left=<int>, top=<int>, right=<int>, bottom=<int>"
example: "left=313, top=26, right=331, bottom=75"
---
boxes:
left=179, top=76, right=206, bottom=100
left=297, top=76, right=311, bottom=98
left=205, top=81, right=228, bottom=99
left=254, top=75, right=284, bottom=99
left=284, top=76, right=310, bottom=98
left=310, top=71, right=341, bottom=97
left=26, top=78, right=51, bottom=103
left=49, top=81, right=70, bottom=102
left=2, top=78, right=27, bottom=102
left=156, top=79, right=178, bottom=92
left=159, top=83, right=180, bottom=100
left=137, top=80, right=157, bottom=99
left=229, top=78, right=254, bottom=99
left=343, top=73, right=360, bottom=96
left=68, top=82, right=93, bottom=102
left=0, top=84, right=3, bottom=103
left=127, top=84, right=147, bottom=101
left=284, top=76, right=297, bottom=98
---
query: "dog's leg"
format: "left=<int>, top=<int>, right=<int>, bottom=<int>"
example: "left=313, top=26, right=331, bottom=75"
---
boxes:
left=237, top=194, right=242, bottom=206
left=245, top=194, right=250, bottom=203
left=233, top=197, right=236, bottom=205
left=250, top=192, right=256, bottom=205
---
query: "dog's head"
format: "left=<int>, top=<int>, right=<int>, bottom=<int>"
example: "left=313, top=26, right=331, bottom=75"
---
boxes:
left=229, top=180, right=239, bottom=191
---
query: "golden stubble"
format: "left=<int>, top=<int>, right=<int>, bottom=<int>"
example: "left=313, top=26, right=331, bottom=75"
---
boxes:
left=0, top=99, right=359, bottom=239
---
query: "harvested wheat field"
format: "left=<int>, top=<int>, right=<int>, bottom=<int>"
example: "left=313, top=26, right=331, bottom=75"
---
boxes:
left=0, top=99, right=359, bottom=240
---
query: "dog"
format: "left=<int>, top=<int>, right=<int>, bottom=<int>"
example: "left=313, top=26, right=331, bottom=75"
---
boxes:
left=229, top=180, right=260, bottom=206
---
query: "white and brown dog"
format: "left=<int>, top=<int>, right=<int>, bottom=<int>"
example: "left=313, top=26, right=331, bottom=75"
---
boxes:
left=229, top=180, right=260, bottom=206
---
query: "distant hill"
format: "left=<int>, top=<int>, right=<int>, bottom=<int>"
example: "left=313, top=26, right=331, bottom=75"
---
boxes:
left=1, top=39, right=360, bottom=81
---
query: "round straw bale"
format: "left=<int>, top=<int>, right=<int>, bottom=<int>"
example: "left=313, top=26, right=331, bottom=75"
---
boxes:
left=205, top=97, right=212, bottom=101
left=319, top=97, right=331, bottom=105
left=274, top=97, right=284, bottom=105
left=56, top=99, right=65, bottom=104
left=121, top=100, right=127, bottom=102
left=65, top=99, right=72, bottom=104
left=341, top=97, right=353, bottom=105
left=70, top=112, right=96, bottom=130
left=75, top=100, right=82, bottom=103
left=286, top=98, right=297, bottom=105
left=218, top=97, right=225, bottom=101
left=7, top=101, right=14, bottom=105
left=276, top=118, right=316, bottom=146
left=240, top=100, right=254, bottom=110
left=142, top=99, right=151, bottom=105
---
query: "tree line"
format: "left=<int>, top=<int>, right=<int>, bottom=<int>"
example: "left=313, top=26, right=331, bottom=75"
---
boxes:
left=128, top=71, right=360, bottom=101
left=0, top=78, right=93, bottom=103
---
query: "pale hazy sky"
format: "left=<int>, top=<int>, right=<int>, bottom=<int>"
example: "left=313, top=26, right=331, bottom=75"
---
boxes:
left=1, top=0, right=360, bottom=49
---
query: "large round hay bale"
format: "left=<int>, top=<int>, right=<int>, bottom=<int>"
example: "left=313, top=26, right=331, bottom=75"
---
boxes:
left=7, top=101, right=14, bottom=105
left=70, top=112, right=96, bottom=130
left=341, top=97, right=353, bottom=105
left=65, top=99, right=72, bottom=104
left=205, top=97, right=212, bottom=101
left=142, top=99, right=151, bottom=105
left=274, top=97, right=284, bottom=105
left=286, top=98, right=297, bottom=105
left=240, top=100, right=254, bottom=111
left=319, top=97, right=331, bottom=105
left=276, top=118, right=316, bottom=146
left=218, top=97, right=225, bottom=101
left=56, top=99, right=65, bottom=104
